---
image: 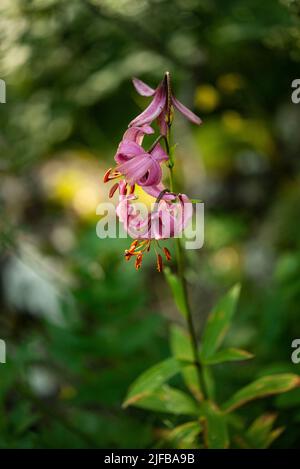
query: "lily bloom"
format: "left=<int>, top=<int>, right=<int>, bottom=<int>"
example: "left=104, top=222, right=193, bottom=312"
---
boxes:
left=115, top=140, right=168, bottom=188
left=114, top=181, right=193, bottom=270
left=104, top=123, right=170, bottom=199
left=129, top=72, right=202, bottom=134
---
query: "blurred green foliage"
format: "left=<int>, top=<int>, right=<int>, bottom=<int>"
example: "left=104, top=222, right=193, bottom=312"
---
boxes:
left=1, top=0, right=300, bottom=448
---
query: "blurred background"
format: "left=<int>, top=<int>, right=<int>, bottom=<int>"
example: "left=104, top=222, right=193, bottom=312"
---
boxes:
left=1, top=0, right=300, bottom=448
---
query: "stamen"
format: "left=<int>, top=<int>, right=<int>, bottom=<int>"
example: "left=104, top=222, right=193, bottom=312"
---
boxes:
left=109, top=182, right=119, bottom=198
left=103, top=168, right=112, bottom=183
left=135, top=253, right=143, bottom=270
left=163, top=247, right=171, bottom=261
left=129, top=239, right=138, bottom=251
left=124, top=250, right=133, bottom=261
left=103, top=167, right=121, bottom=183
left=129, top=184, right=135, bottom=194
left=156, top=253, right=163, bottom=272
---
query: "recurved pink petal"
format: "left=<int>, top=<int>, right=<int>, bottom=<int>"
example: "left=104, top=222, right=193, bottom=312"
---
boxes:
left=142, top=184, right=176, bottom=202
left=115, top=140, right=144, bottom=164
left=138, top=160, right=162, bottom=186
left=142, top=183, right=165, bottom=199
left=172, top=96, right=202, bottom=125
left=123, top=124, right=154, bottom=144
left=151, top=142, right=168, bottom=162
left=132, top=77, right=156, bottom=96
left=129, top=86, right=166, bottom=127
left=117, top=154, right=153, bottom=183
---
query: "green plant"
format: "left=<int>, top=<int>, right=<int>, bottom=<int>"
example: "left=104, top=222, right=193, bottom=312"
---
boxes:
left=124, top=284, right=300, bottom=448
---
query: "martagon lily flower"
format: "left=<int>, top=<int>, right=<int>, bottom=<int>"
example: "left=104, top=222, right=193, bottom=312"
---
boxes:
left=103, top=123, right=169, bottom=199
left=115, top=180, right=192, bottom=271
left=102, top=72, right=201, bottom=271
left=130, top=72, right=202, bottom=134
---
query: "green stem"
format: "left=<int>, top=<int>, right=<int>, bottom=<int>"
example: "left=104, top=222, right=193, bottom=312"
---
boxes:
left=165, top=128, right=207, bottom=400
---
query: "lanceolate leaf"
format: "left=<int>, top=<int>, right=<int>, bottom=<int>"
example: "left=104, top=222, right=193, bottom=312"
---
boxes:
left=123, top=358, right=181, bottom=407
left=222, top=374, right=300, bottom=413
left=170, top=326, right=203, bottom=400
left=182, top=364, right=203, bottom=402
left=166, top=421, right=202, bottom=449
left=202, top=348, right=254, bottom=365
left=164, top=268, right=188, bottom=318
left=203, top=366, right=216, bottom=401
left=200, top=401, right=229, bottom=449
left=170, top=325, right=193, bottom=362
left=200, top=284, right=241, bottom=360
left=246, top=413, right=284, bottom=449
left=131, top=385, right=199, bottom=416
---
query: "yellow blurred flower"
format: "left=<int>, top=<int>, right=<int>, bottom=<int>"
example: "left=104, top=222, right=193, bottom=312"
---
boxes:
left=217, top=73, right=244, bottom=93
left=194, top=84, right=220, bottom=112
left=40, top=151, right=104, bottom=222
left=211, top=246, right=241, bottom=274
left=222, top=110, right=244, bottom=133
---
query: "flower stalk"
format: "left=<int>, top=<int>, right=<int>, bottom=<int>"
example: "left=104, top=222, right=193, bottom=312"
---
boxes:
left=164, top=108, right=207, bottom=400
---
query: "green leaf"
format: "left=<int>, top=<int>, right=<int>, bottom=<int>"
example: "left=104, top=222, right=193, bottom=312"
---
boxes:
left=131, top=385, right=199, bottom=416
left=200, top=401, right=229, bottom=449
left=202, top=366, right=216, bottom=401
left=170, top=325, right=193, bottom=362
left=202, top=348, right=254, bottom=365
left=165, top=421, right=202, bottom=449
left=123, top=358, right=181, bottom=407
left=222, top=374, right=300, bottom=413
left=245, top=413, right=284, bottom=449
left=200, top=284, right=241, bottom=360
left=182, top=365, right=203, bottom=401
left=170, top=326, right=203, bottom=400
left=164, top=268, right=188, bottom=318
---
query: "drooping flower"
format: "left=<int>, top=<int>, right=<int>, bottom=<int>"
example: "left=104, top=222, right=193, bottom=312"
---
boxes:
left=129, top=72, right=202, bottom=134
left=103, top=123, right=169, bottom=199
left=102, top=72, right=201, bottom=271
left=114, top=181, right=193, bottom=270
left=115, top=140, right=168, bottom=188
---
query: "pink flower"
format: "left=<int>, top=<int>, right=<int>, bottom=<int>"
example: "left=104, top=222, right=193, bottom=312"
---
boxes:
left=115, top=140, right=168, bottom=188
left=102, top=72, right=201, bottom=271
left=115, top=181, right=193, bottom=271
left=116, top=182, right=192, bottom=240
left=104, top=123, right=170, bottom=199
left=129, top=72, right=202, bottom=134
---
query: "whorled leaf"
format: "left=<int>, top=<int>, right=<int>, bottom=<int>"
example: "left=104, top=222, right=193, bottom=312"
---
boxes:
left=245, top=413, right=284, bottom=449
left=222, top=374, right=300, bottom=413
left=170, top=325, right=203, bottom=400
left=163, top=421, right=202, bottom=449
left=123, top=357, right=181, bottom=407
left=202, top=347, right=254, bottom=365
left=170, top=325, right=193, bottom=362
left=200, top=284, right=241, bottom=360
left=200, top=401, right=229, bottom=449
left=164, top=268, right=188, bottom=318
left=129, top=385, right=199, bottom=416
